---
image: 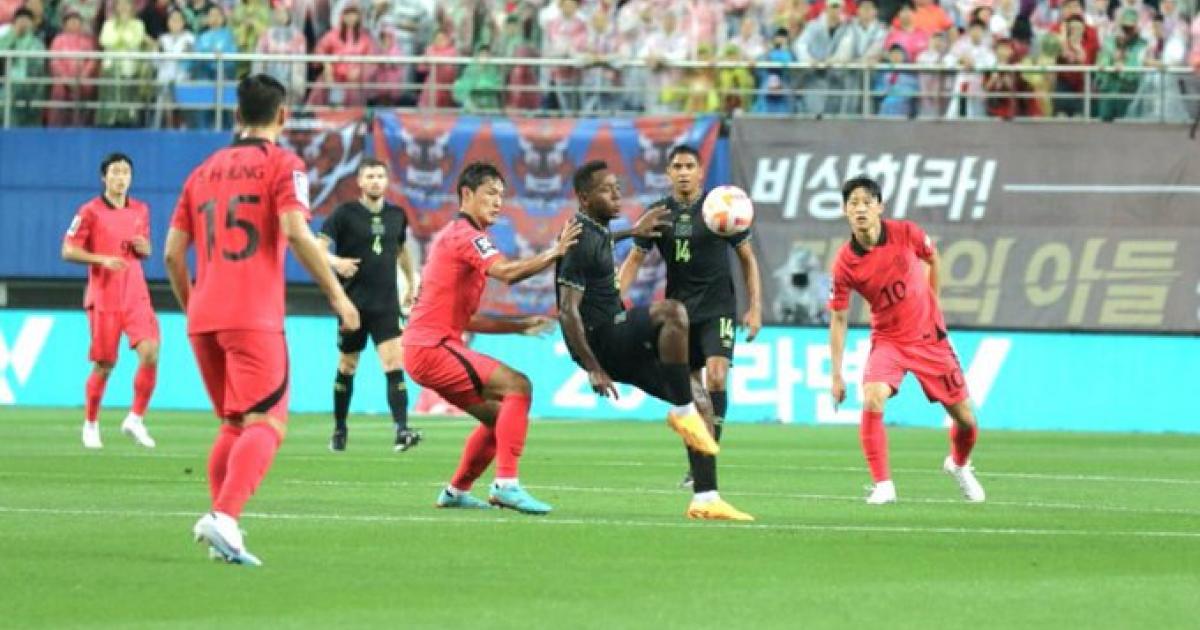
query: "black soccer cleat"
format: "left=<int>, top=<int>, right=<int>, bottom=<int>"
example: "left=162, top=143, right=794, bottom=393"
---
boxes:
left=394, top=428, right=423, bottom=453
left=329, top=429, right=347, bottom=452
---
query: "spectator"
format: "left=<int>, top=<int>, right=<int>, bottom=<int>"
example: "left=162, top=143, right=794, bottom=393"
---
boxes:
left=1055, top=14, right=1091, bottom=116
left=96, top=0, right=150, bottom=127
left=371, top=15, right=411, bottom=106
left=830, top=0, right=887, bottom=115
left=1051, top=0, right=1098, bottom=59
left=681, top=0, right=725, bottom=57
left=453, top=42, right=505, bottom=111
left=182, top=0, right=216, bottom=33
left=754, top=26, right=797, bottom=112
left=982, top=37, right=1032, bottom=118
left=884, top=2, right=930, bottom=61
left=581, top=8, right=622, bottom=113
left=991, top=0, right=1019, bottom=38
left=56, top=0, right=103, bottom=34
left=717, top=42, right=756, bottom=114
left=793, top=0, right=850, bottom=115
left=723, top=0, right=754, bottom=37
left=1030, top=0, right=1064, bottom=36
left=1113, top=0, right=1154, bottom=39
left=0, top=8, right=47, bottom=126
left=418, top=30, right=458, bottom=108
left=139, top=0, right=171, bottom=40
left=1084, top=0, right=1113, bottom=41
left=874, top=43, right=918, bottom=116
left=663, top=42, right=721, bottom=112
left=543, top=0, right=589, bottom=112
left=637, top=11, right=690, bottom=113
left=944, top=18, right=996, bottom=118
left=728, top=14, right=767, bottom=59
left=916, top=29, right=951, bottom=117
left=0, top=0, right=21, bottom=27
left=253, top=3, right=306, bottom=104
left=192, top=5, right=237, bottom=81
left=497, top=13, right=540, bottom=110
left=308, top=4, right=375, bottom=107
left=441, top=0, right=496, bottom=57
left=903, top=0, right=952, bottom=34
left=231, top=0, right=271, bottom=54
left=1021, top=31, right=1059, bottom=117
left=377, top=0, right=435, bottom=63
left=24, top=0, right=57, bottom=42
left=1190, top=11, right=1200, bottom=68
left=48, top=11, right=99, bottom=127
left=151, top=8, right=192, bottom=128
left=806, top=0, right=856, bottom=23
left=1130, top=11, right=1189, bottom=121
left=1095, top=8, right=1148, bottom=121
left=1158, top=0, right=1182, bottom=41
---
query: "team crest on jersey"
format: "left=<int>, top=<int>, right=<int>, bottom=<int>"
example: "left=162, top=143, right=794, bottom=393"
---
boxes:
left=293, top=171, right=311, bottom=209
left=473, top=236, right=499, bottom=259
left=66, top=215, right=82, bottom=237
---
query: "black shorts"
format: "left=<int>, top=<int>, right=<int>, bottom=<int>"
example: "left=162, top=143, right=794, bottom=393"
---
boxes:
left=585, top=307, right=673, bottom=401
left=338, top=309, right=403, bottom=354
left=688, top=315, right=736, bottom=371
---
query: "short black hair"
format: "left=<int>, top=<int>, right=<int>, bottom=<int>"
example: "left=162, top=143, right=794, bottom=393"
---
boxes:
left=100, top=152, right=133, bottom=176
left=357, top=156, right=388, bottom=176
left=841, top=176, right=882, bottom=203
left=237, top=73, right=287, bottom=127
left=456, top=161, right=505, bottom=201
left=667, top=144, right=702, bottom=164
left=573, top=160, right=608, bottom=198
left=13, top=7, right=33, bottom=20
left=969, top=18, right=987, bottom=29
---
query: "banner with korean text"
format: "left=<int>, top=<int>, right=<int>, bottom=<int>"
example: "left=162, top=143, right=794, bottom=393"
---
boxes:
left=730, top=119, right=1200, bottom=333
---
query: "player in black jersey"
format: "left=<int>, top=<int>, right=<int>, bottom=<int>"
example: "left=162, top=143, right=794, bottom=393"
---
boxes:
left=618, top=145, right=763, bottom=487
left=319, top=158, right=421, bottom=453
left=556, top=160, right=753, bottom=521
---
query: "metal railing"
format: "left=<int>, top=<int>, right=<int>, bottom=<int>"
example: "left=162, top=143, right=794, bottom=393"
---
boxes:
left=2, top=49, right=1198, bottom=128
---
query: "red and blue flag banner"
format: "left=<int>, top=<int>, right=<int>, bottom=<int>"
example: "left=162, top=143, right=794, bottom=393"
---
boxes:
left=279, top=109, right=369, bottom=218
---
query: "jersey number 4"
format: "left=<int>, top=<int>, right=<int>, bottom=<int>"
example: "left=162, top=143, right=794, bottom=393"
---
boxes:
left=200, top=195, right=261, bottom=261
left=674, top=238, right=691, bottom=263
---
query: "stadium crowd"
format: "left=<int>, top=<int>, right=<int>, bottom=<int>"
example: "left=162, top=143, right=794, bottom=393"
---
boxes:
left=1, top=0, right=1198, bottom=126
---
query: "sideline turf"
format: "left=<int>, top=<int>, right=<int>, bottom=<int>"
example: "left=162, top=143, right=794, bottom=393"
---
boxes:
left=1, top=409, right=1197, bottom=629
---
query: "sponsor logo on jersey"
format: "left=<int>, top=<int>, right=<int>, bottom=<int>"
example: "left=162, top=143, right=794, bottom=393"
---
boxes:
left=293, top=171, right=311, bottom=209
left=66, top=215, right=82, bottom=237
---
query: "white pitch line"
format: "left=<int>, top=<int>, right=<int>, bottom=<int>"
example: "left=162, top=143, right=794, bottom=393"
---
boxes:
left=1, top=505, right=1198, bottom=540
left=3, top=471, right=1198, bottom=517
left=1003, top=184, right=1200, bottom=194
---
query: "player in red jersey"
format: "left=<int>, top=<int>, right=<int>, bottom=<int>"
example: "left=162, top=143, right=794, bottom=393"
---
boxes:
left=828, top=176, right=985, bottom=505
left=405, top=161, right=580, bottom=515
left=164, top=74, right=360, bottom=566
left=61, top=153, right=160, bottom=450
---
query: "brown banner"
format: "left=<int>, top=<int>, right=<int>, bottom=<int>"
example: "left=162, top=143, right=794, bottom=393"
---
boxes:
left=731, top=119, right=1200, bottom=332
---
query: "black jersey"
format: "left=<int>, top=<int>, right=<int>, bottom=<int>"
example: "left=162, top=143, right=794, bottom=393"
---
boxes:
left=320, top=200, right=408, bottom=313
left=632, top=193, right=750, bottom=323
left=555, top=212, right=624, bottom=331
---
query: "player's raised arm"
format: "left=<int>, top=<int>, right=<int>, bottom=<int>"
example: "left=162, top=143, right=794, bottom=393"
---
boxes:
left=611, top=204, right=670, bottom=242
left=281, top=210, right=361, bottom=331
left=485, top=219, right=581, bottom=285
left=163, top=227, right=192, bottom=310
left=734, top=241, right=763, bottom=341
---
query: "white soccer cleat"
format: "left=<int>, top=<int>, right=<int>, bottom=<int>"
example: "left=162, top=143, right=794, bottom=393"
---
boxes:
left=865, top=480, right=897, bottom=505
left=121, top=415, right=156, bottom=448
left=943, top=456, right=986, bottom=503
left=82, top=422, right=103, bottom=449
left=192, top=512, right=262, bottom=567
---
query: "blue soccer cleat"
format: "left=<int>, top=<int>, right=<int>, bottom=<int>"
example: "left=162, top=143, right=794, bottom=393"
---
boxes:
left=487, top=483, right=553, bottom=515
left=435, top=487, right=495, bottom=509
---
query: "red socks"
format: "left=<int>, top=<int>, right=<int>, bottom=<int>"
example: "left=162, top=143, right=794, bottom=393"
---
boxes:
left=860, top=410, right=890, bottom=482
left=131, top=364, right=157, bottom=416
left=450, top=424, right=497, bottom=491
left=84, top=371, right=109, bottom=422
left=207, top=423, right=243, bottom=502
left=950, top=422, right=978, bottom=467
left=213, top=423, right=281, bottom=519
left=494, top=394, right=531, bottom=479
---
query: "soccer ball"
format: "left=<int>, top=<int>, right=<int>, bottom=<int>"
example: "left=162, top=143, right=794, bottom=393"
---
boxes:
left=702, top=186, right=754, bottom=237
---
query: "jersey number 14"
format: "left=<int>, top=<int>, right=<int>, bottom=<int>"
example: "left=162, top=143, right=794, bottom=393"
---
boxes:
left=674, top=238, right=691, bottom=263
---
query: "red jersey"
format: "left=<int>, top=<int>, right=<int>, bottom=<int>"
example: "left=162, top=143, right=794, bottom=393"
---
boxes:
left=403, top=214, right=501, bottom=347
left=63, top=195, right=152, bottom=313
left=170, top=137, right=309, bottom=334
left=828, top=219, right=946, bottom=345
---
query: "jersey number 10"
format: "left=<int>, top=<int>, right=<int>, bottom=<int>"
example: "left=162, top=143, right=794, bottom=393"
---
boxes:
left=200, top=195, right=262, bottom=261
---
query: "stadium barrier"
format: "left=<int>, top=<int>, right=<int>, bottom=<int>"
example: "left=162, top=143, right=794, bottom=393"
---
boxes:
left=2, top=309, right=1196, bottom=432
left=2, top=49, right=1198, bottom=127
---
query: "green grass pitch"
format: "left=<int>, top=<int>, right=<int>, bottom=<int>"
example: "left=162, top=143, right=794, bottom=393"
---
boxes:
left=1, top=408, right=1198, bottom=629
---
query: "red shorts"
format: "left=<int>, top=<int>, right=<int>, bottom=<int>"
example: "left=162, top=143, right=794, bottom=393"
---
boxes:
left=189, top=330, right=289, bottom=423
left=863, top=336, right=969, bottom=406
left=87, top=306, right=159, bottom=364
left=404, top=338, right=500, bottom=410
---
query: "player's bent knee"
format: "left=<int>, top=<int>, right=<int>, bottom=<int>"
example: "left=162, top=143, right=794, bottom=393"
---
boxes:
left=508, top=371, right=532, bottom=396
left=338, top=354, right=360, bottom=375
left=244, top=414, right=287, bottom=440
left=862, top=383, right=891, bottom=411
left=93, top=362, right=115, bottom=376
left=661, top=300, right=689, bottom=329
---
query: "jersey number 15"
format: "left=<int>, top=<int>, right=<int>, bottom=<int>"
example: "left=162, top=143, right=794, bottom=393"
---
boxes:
left=199, top=195, right=262, bottom=261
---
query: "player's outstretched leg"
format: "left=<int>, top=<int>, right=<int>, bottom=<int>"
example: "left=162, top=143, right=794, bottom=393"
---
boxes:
left=653, top=302, right=719, bottom=456
left=121, top=339, right=159, bottom=448
left=943, top=400, right=985, bottom=502
left=861, top=383, right=896, bottom=504
left=82, top=363, right=112, bottom=449
left=436, top=419, right=497, bottom=509
left=331, top=353, right=357, bottom=452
